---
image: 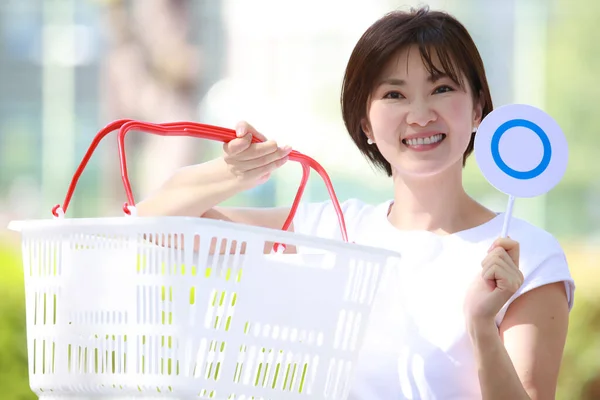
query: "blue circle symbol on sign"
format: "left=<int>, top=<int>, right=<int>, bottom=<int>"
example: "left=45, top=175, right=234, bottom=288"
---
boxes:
left=490, top=119, right=552, bottom=180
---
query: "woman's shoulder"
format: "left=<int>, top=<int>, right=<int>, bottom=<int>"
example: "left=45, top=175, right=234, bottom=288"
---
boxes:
left=475, top=214, right=569, bottom=281
left=489, top=216, right=575, bottom=319
left=468, top=210, right=564, bottom=257
left=497, top=216, right=565, bottom=259
left=454, top=212, right=575, bottom=323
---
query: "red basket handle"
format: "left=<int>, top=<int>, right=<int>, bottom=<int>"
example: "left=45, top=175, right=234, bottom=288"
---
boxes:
left=53, top=120, right=349, bottom=243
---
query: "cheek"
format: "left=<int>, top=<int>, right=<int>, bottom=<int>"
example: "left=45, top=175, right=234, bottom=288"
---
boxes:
left=368, top=103, right=403, bottom=135
left=447, top=96, right=473, bottom=121
left=446, top=97, right=475, bottom=139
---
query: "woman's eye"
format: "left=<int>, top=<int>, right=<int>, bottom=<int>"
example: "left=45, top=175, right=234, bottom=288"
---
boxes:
left=383, top=91, right=404, bottom=99
left=433, top=85, right=454, bottom=94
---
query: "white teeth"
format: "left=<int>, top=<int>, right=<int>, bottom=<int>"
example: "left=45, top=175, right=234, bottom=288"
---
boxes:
left=406, top=134, right=444, bottom=147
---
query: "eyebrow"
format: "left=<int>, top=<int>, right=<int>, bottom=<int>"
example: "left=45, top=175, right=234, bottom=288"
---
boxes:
left=378, top=73, right=450, bottom=87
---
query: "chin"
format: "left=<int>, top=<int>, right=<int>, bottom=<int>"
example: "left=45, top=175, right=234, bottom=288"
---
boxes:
left=391, top=158, right=463, bottom=179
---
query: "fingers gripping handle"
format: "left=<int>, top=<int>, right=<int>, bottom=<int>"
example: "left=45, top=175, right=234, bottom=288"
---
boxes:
left=53, top=120, right=349, bottom=243
left=181, top=126, right=314, bottom=240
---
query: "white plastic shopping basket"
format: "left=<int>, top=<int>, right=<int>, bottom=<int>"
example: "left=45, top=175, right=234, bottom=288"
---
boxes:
left=8, top=120, right=401, bottom=400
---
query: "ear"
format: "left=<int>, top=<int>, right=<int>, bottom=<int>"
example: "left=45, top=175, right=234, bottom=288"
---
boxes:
left=361, top=118, right=374, bottom=142
left=472, top=92, right=484, bottom=127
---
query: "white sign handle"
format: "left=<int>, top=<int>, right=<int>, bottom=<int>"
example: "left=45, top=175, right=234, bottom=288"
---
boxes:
left=500, top=195, right=516, bottom=238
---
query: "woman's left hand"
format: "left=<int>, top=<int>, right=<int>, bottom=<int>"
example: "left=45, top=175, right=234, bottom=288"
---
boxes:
left=464, top=237, right=524, bottom=327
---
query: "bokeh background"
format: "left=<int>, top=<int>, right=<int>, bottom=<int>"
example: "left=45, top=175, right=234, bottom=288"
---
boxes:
left=1, top=0, right=598, bottom=398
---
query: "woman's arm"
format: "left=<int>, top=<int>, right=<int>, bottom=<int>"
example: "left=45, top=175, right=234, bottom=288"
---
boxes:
left=135, top=121, right=295, bottom=253
left=468, top=282, right=569, bottom=400
left=137, top=120, right=291, bottom=222
left=136, top=157, right=247, bottom=218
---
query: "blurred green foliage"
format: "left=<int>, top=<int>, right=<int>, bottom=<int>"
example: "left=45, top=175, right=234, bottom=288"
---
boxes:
left=547, top=0, right=600, bottom=186
left=0, top=242, right=35, bottom=400
left=558, top=292, right=600, bottom=400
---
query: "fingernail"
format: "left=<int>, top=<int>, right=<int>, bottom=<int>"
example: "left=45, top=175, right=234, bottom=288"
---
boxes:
left=281, top=145, right=292, bottom=152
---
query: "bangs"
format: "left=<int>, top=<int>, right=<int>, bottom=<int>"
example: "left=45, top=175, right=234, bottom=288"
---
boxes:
left=418, top=42, right=466, bottom=88
left=402, top=24, right=471, bottom=89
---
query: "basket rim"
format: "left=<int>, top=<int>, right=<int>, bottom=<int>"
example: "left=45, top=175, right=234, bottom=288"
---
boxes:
left=8, top=216, right=401, bottom=259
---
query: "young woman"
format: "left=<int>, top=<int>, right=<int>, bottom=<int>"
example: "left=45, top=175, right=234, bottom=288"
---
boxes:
left=138, top=7, right=574, bottom=399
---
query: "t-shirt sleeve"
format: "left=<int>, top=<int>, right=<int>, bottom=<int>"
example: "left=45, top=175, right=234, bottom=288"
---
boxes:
left=495, top=235, right=576, bottom=326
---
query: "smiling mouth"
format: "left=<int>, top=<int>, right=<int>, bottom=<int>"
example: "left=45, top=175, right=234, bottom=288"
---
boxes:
left=402, top=134, right=446, bottom=147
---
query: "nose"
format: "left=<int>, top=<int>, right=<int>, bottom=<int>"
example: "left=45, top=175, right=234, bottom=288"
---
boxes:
left=405, top=99, right=437, bottom=127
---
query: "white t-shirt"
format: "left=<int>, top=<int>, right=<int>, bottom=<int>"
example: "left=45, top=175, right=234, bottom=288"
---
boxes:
left=293, top=198, right=575, bottom=400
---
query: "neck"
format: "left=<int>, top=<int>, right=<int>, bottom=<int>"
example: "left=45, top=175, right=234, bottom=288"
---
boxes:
left=388, top=162, right=477, bottom=234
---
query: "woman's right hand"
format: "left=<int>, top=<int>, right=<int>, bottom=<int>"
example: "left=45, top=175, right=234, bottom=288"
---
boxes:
left=223, top=121, right=292, bottom=189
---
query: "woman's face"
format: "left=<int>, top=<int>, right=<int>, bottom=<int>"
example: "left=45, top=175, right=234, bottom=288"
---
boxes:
left=363, top=45, right=482, bottom=178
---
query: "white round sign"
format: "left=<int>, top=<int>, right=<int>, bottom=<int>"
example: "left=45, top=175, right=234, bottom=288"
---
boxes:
left=474, top=104, right=568, bottom=198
